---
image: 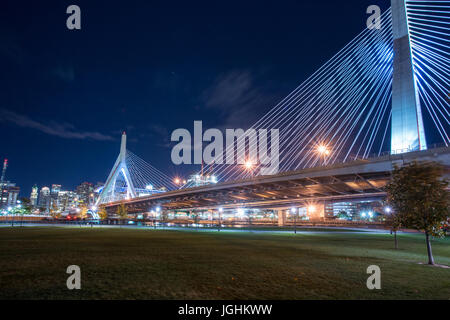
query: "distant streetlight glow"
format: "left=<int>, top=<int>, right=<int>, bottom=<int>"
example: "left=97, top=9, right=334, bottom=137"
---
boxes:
left=308, top=205, right=316, bottom=213
left=218, top=207, right=223, bottom=213
left=384, top=206, right=392, bottom=213
left=145, top=184, right=153, bottom=190
left=290, top=207, right=297, bottom=214
left=174, top=177, right=181, bottom=185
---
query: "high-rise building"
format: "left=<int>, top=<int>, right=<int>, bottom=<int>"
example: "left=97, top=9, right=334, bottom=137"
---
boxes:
left=0, top=159, right=20, bottom=209
left=38, top=187, right=51, bottom=212
left=50, top=184, right=62, bottom=211
left=30, top=185, right=38, bottom=207
left=0, top=182, right=20, bottom=208
left=57, top=190, right=78, bottom=212
left=51, top=184, right=61, bottom=194
left=76, top=182, right=94, bottom=207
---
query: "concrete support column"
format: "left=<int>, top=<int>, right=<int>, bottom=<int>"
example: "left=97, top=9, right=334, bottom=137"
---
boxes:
left=277, top=210, right=286, bottom=226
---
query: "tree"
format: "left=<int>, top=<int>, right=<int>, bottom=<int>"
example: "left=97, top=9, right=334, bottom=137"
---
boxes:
left=189, top=212, right=199, bottom=230
left=79, top=206, right=88, bottom=220
left=20, top=197, right=32, bottom=214
left=337, top=210, right=350, bottom=220
left=116, top=203, right=128, bottom=225
left=50, top=210, right=61, bottom=219
left=160, top=210, right=169, bottom=228
left=50, top=201, right=60, bottom=219
left=386, top=161, right=449, bottom=265
left=98, top=207, right=108, bottom=220
left=384, top=209, right=401, bottom=249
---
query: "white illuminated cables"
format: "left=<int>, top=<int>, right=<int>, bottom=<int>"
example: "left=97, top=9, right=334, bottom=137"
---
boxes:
left=125, top=150, right=178, bottom=191
left=192, top=4, right=449, bottom=184
left=407, top=0, right=450, bottom=145
left=197, top=9, right=394, bottom=182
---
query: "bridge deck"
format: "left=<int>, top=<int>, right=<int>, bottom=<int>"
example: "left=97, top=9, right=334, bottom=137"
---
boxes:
left=104, top=147, right=450, bottom=212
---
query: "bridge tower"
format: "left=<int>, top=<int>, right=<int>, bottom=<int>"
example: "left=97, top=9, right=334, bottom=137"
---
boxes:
left=97, top=132, right=137, bottom=204
left=391, top=0, right=427, bottom=153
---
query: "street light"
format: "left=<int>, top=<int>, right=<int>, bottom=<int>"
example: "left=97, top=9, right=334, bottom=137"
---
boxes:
left=218, top=207, right=223, bottom=232
left=291, top=207, right=298, bottom=234
left=316, top=144, right=331, bottom=165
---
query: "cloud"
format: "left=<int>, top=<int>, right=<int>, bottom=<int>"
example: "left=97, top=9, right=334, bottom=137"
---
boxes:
left=52, top=66, right=75, bottom=82
left=145, top=124, right=172, bottom=148
left=202, top=70, right=274, bottom=128
left=0, top=109, right=114, bottom=141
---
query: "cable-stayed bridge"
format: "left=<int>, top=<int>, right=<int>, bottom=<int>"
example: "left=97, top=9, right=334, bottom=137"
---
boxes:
left=98, top=1, right=449, bottom=221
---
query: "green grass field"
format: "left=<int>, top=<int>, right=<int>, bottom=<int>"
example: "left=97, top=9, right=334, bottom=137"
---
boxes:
left=0, top=227, right=449, bottom=299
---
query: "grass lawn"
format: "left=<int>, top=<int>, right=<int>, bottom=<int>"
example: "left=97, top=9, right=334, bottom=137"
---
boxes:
left=0, top=227, right=449, bottom=299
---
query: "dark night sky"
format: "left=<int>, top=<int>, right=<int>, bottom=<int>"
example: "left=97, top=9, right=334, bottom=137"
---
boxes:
left=0, top=0, right=392, bottom=196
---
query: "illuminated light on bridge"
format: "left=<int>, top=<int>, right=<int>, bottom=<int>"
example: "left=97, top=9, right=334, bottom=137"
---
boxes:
left=244, top=160, right=254, bottom=171
left=317, top=145, right=330, bottom=156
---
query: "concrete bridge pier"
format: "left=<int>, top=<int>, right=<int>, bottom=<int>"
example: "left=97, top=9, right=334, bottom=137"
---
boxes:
left=277, top=210, right=286, bottom=226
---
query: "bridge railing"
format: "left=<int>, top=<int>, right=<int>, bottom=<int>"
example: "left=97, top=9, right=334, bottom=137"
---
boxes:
left=338, top=143, right=448, bottom=165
